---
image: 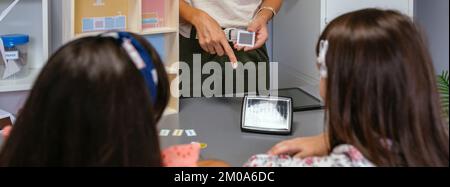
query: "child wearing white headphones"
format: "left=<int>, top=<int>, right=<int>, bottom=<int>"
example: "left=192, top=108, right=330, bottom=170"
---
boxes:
left=245, top=9, right=448, bottom=167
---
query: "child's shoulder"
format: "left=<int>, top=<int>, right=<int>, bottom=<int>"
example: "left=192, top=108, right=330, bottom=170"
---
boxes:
left=244, top=145, right=375, bottom=167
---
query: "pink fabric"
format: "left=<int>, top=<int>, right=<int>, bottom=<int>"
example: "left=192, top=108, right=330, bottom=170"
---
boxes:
left=1, top=126, right=12, bottom=139
left=162, top=143, right=201, bottom=167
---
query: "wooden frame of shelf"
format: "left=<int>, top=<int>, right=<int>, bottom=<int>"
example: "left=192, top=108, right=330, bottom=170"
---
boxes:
left=62, top=0, right=179, bottom=115
left=62, top=0, right=179, bottom=41
left=0, top=0, right=49, bottom=92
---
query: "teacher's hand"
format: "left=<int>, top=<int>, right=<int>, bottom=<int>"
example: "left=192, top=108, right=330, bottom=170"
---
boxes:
left=234, top=16, right=269, bottom=52
left=191, top=10, right=238, bottom=63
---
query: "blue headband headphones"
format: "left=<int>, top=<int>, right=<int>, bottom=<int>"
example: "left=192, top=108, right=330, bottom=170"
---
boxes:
left=100, top=32, right=158, bottom=103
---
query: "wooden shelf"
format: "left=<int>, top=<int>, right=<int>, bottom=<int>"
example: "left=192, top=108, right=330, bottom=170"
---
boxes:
left=0, top=68, right=41, bottom=92
left=163, top=108, right=178, bottom=116
left=72, top=27, right=178, bottom=38
left=63, top=0, right=180, bottom=40
left=165, top=65, right=178, bottom=75
left=61, top=0, right=180, bottom=115
left=140, top=27, right=178, bottom=35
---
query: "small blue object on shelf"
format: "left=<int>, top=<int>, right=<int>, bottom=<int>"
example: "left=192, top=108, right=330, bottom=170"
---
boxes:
left=1, top=34, right=29, bottom=48
left=0, top=34, right=30, bottom=79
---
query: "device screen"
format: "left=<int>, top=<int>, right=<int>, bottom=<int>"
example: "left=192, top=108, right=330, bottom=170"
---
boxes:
left=243, top=97, right=290, bottom=130
left=238, top=31, right=255, bottom=47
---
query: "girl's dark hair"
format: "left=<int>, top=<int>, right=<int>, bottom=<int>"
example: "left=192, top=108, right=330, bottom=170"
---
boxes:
left=317, top=9, right=449, bottom=167
left=0, top=33, right=170, bottom=166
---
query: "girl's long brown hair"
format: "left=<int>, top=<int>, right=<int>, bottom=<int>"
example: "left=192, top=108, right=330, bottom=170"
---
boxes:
left=317, top=9, right=449, bottom=166
left=0, top=33, right=170, bottom=166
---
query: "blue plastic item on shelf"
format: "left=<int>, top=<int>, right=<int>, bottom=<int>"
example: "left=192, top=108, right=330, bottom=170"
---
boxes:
left=1, top=34, right=29, bottom=48
left=0, top=34, right=30, bottom=79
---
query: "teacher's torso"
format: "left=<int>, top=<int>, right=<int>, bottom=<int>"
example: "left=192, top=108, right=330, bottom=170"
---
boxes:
left=180, top=0, right=263, bottom=38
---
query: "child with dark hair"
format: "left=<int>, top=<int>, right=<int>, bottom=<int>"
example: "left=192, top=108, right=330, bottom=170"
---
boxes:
left=0, top=32, right=206, bottom=167
left=246, top=9, right=449, bottom=167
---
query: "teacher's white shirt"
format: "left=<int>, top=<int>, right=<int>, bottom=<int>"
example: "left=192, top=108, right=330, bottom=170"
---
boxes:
left=180, top=0, right=262, bottom=38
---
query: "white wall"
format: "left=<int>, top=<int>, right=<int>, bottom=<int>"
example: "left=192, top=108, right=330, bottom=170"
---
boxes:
left=273, top=0, right=322, bottom=91
left=415, top=0, right=449, bottom=73
left=0, top=91, right=28, bottom=115
left=273, top=0, right=448, bottom=93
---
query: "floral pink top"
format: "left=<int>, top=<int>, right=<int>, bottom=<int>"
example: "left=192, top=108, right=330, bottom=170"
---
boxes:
left=244, top=145, right=375, bottom=167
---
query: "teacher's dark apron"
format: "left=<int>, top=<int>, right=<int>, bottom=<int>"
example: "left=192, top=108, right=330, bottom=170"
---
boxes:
left=179, top=29, right=270, bottom=97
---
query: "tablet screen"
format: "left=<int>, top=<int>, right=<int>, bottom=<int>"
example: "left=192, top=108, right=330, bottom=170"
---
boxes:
left=242, top=96, right=291, bottom=131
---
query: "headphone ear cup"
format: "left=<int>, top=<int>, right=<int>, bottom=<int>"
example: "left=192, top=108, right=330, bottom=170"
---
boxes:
left=320, top=68, right=328, bottom=79
left=318, top=40, right=329, bottom=79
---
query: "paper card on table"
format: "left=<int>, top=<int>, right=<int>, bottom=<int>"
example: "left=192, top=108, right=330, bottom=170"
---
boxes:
left=172, top=129, right=184, bottom=137
left=159, top=129, right=170, bottom=137
left=186, top=129, right=197, bottom=137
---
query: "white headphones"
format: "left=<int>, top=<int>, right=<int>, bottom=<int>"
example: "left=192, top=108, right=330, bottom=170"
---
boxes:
left=317, top=40, right=329, bottom=78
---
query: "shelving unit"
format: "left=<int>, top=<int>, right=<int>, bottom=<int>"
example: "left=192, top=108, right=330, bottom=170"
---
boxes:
left=0, top=0, right=49, bottom=92
left=62, top=0, right=179, bottom=115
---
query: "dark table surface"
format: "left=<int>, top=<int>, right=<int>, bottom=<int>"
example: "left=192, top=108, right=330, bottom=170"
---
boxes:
left=159, top=97, right=325, bottom=166
left=0, top=97, right=325, bottom=167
